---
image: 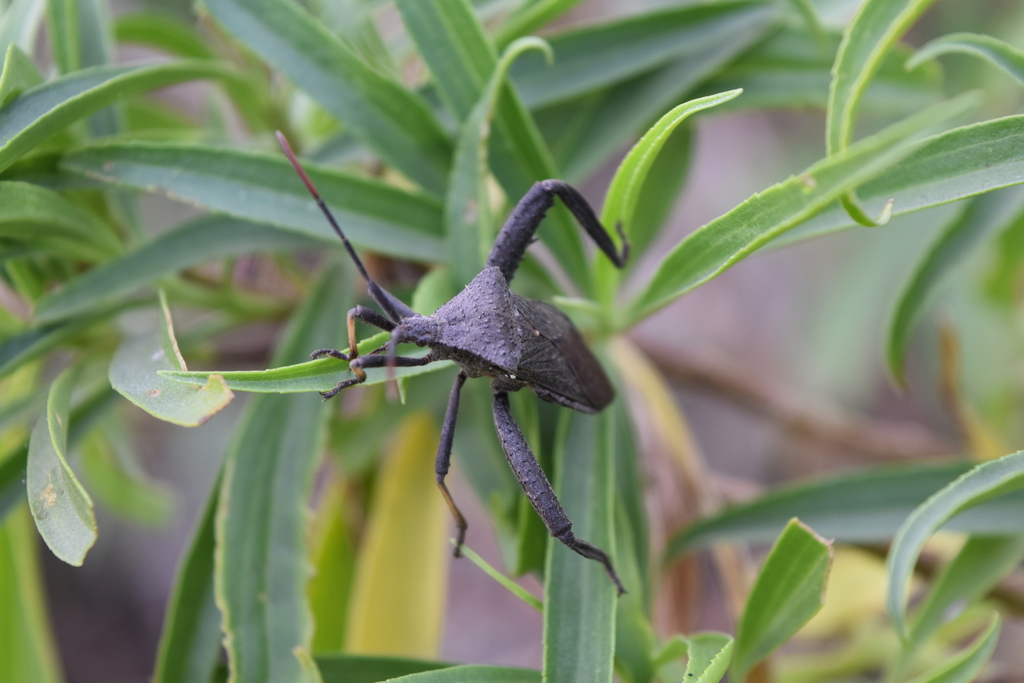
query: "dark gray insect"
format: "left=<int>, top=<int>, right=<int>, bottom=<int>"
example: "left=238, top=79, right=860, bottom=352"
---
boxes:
left=278, top=132, right=629, bottom=594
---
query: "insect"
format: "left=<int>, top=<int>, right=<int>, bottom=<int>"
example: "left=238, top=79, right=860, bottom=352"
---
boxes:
left=278, top=132, right=628, bottom=594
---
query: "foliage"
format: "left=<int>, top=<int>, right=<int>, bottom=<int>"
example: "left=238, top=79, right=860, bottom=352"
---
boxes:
left=1, top=0, right=1023, bottom=681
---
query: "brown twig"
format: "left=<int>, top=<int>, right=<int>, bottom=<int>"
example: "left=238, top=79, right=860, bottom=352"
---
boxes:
left=634, top=338, right=959, bottom=461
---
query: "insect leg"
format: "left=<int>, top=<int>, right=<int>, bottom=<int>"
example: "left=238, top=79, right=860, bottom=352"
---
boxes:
left=315, top=305, right=399, bottom=399
left=486, top=180, right=629, bottom=283
left=435, top=372, right=469, bottom=556
left=491, top=390, right=626, bottom=595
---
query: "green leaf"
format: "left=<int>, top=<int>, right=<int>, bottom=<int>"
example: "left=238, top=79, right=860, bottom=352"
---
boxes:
left=781, top=114, right=1024, bottom=245
left=684, top=632, right=735, bottom=683
left=34, top=215, right=318, bottom=324
left=314, top=654, right=453, bottom=683
left=731, top=519, right=832, bottom=681
left=0, top=179, right=121, bottom=260
left=594, top=89, right=740, bottom=307
left=160, top=345, right=453, bottom=394
left=26, top=365, right=97, bottom=566
left=0, top=387, right=117, bottom=521
left=215, top=263, right=350, bottom=683
left=509, top=0, right=777, bottom=109
left=386, top=666, right=541, bottom=683
left=459, top=543, right=543, bottom=612
left=888, top=450, right=1024, bottom=638
left=344, top=413, right=448, bottom=657
left=396, top=0, right=589, bottom=290
left=78, top=415, right=173, bottom=526
left=0, top=44, right=42, bottom=107
left=46, top=0, right=80, bottom=73
left=308, top=479, right=355, bottom=653
left=908, top=535, right=1024, bottom=650
left=666, top=463, right=976, bottom=559
left=59, top=140, right=446, bottom=263
left=492, top=0, right=584, bottom=50
left=826, top=0, right=937, bottom=226
left=0, top=0, right=46, bottom=56
left=445, top=37, right=553, bottom=286
left=109, top=291, right=234, bottom=427
left=536, top=29, right=764, bottom=184
left=0, top=60, right=241, bottom=173
left=696, top=28, right=942, bottom=113
left=154, top=475, right=223, bottom=683
left=628, top=94, right=976, bottom=324
left=887, top=188, right=1024, bottom=383
left=0, top=504, right=62, bottom=683
left=114, top=12, right=216, bottom=59
left=543, top=411, right=617, bottom=683
left=908, top=32, right=1024, bottom=87
left=202, top=0, right=452, bottom=195
left=905, top=613, right=1000, bottom=683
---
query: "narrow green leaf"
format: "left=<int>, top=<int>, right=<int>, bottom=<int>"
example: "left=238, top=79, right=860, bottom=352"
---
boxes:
left=781, top=114, right=1024, bottom=245
left=216, top=263, right=350, bottom=683
left=908, top=32, right=1024, bottom=87
left=887, top=188, right=1024, bottom=383
left=109, top=291, right=234, bottom=427
left=697, top=28, right=942, bottom=113
left=0, top=0, right=46, bottom=55
left=459, top=543, right=543, bottom=611
left=0, top=179, right=120, bottom=258
left=202, top=0, right=452, bottom=194
left=160, top=346, right=452, bottom=394
left=629, top=94, right=976, bottom=324
left=314, top=654, right=453, bottom=683
left=908, top=535, right=1024, bottom=650
left=26, top=365, right=97, bottom=566
left=731, top=519, right=832, bottom=681
left=308, top=479, right=355, bottom=653
left=666, top=463, right=978, bottom=559
left=59, top=141, right=446, bottom=263
left=888, top=450, right=1024, bottom=638
left=446, top=37, right=553, bottom=286
left=114, top=12, right=216, bottom=59
left=386, top=666, right=541, bottom=683
left=35, top=215, right=318, bottom=324
left=510, top=1, right=776, bottom=109
left=46, top=0, right=79, bottom=73
left=0, top=60, right=242, bottom=172
left=905, top=613, right=1000, bottom=683
left=684, top=632, right=735, bottom=683
left=826, top=0, right=937, bottom=226
left=0, top=387, right=117, bottom=521
left=543, top=411, right=616, bottom=683
left=0, top=504, right=62, bottom=683
left=79, top=416, right=173, bottom=526
left=612, top=498, right=656, bottom=683
left=396, top=0, right=589, bottom=290
left=0, top=44, right=42, bottom=106
left=536, top=29, right=765, bottom=184
left=594, top=89, right=740, bottom=307
left=154, top=475, right=223, bottom=683
left=493, top=0, right=584, bottom=50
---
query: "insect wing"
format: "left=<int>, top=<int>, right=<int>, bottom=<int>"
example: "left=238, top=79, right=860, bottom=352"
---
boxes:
left=512, top=297, right=614, bottom=412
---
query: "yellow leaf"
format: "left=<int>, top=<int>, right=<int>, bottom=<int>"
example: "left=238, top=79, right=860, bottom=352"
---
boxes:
left=345, top=412, right=448, bottom=657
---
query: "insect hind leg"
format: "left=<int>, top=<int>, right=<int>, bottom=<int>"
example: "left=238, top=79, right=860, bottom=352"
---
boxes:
left=486, top=180, right=629, bottom=283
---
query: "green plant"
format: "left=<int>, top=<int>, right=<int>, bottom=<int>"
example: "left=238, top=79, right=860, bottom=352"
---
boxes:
left=2, top=0, right=1024, bottom=681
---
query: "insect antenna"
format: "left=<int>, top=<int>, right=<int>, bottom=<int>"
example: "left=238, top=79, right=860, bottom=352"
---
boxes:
left=276, top=131, right=411, bottom=323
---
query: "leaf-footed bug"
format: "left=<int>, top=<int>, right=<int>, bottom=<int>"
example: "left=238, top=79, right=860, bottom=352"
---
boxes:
left=277, top=132, right=629, bottom=595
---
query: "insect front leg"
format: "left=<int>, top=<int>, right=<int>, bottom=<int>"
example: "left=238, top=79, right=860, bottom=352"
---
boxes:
left=491, top=390, right=626, bottom=595
left=435, top=372, right=469, bottom=556
left=486, top=180, right=630, bottom=283
left=315, top=305, right=397, bottom=399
